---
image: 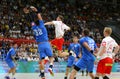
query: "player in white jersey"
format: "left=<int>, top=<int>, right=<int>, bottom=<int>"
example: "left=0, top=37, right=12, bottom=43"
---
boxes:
left=45, top=15, right=75, bottom=57
left=95, top=27, right=119, bottom=79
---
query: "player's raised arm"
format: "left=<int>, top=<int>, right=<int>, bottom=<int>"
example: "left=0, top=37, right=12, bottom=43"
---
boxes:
left=44, top=22, right=54, bottom=25
left=30, top=6, right=42, bottom=20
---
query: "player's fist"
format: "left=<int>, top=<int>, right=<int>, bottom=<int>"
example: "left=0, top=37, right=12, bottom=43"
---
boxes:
left=30, top=6, right=38, bottom=12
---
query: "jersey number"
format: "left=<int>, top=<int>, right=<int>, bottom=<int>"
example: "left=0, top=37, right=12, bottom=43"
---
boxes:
left=34, top=28, right=43, bottom=36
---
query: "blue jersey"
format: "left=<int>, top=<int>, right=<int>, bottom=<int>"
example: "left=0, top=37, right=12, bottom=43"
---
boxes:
left=5, top=47, right=16, bottom=62
left=68, top=43, right=81, bottom=57
left=32, top=20, right=48, bottom=42
left=79, top=36, right=97, bottom=61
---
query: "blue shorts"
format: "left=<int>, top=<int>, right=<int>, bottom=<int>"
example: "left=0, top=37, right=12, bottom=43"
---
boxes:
left=67, top=56, right=75, bottom=67
left=75, top=58, right=94, bottom=72
left=38, top=42, right=53, bottom=59
left=6, top=60, right=15, bottom=68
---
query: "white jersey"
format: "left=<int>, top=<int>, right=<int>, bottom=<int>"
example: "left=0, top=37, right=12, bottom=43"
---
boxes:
left=52, top=21, right=70, bottom=38
left=99, top=36, right=118, bottom=59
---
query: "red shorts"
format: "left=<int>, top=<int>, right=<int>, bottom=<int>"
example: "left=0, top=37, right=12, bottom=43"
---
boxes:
left=51, top=38, right=64, bottom=51
left=97, top=57, right=113, bottom=74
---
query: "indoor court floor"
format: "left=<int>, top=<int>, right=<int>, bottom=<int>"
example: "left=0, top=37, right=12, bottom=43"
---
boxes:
left=0, top=73, right=120, bottom=79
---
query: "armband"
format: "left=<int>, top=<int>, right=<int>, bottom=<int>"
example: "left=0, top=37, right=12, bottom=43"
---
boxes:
left=90, top=50, right=93, bottom=54
left=77, top=57, right=80, bottom=59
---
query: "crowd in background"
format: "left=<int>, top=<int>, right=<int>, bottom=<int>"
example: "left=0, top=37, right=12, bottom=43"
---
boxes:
left=0, top=0, right=120, bottom=62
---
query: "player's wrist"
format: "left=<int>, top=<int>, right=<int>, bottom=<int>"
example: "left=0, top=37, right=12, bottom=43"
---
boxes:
left=36, top=11, right=40, bottom=14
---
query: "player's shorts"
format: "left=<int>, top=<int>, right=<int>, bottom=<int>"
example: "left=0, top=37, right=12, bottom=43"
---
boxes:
left=96, top=57, right=113, bottom=74
left=67, top=56, right=75, bottom=67
left=6, top=60, right=15, bottom=68
left=38, top=42, right=53, bottom=59
left=51, top=38, right=64, bottom=51
left=74, top=58, right=94, bottom=72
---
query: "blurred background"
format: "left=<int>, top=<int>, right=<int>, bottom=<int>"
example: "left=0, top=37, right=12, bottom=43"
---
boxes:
left=0, top=0, right=120, bottom=66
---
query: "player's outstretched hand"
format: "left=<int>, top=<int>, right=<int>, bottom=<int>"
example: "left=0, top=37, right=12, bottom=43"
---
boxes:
left=94, top=56, right=100, bottom=65
left=30, top=6, right=38, bottom=12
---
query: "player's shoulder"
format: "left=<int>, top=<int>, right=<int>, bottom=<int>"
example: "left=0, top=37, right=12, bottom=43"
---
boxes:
left=80, top=37, right=85, bottom=41
left=89, top=37, right=95, bottom=42
left=79, top=37, right=86, bottom=43
left=9, top=47, right=14, bottom=52
left=102, top=36, right=111, bottom=42
left=52, top=20, right=59, bottom=23
left=70, top=43, right=74, bottom=46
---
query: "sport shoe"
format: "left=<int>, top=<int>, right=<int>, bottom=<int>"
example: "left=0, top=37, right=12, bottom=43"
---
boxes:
left=70, top=51, right=76, bottom=57
left=4, top=76, right=10, bottom=79
left=39, top=72, right=45, bottom=78
left=48, top=68, right=54, bottom=76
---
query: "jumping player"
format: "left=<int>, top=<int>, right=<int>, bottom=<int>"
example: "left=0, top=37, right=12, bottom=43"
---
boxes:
left=24, top=6, right=54, bottom=79
left=44, top=15, right=75, bottom=57
left=69, top=29, right=98, bottom=79
left=95, top=27, right=119, bottom=79
left=64, top=35, right=81, bottom=79
left=5, top=43, right=18, bottom=79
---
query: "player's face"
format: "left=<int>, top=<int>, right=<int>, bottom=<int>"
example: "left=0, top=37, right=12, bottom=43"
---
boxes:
left=14, top=44, right=18, bottom=48
left=103, top=30, right=106, bottom=37
left=73, top=37, right=78, bottom=43
left=56, top=17, right=60, bottom=21
left=82, top=32, right=84, bottom=36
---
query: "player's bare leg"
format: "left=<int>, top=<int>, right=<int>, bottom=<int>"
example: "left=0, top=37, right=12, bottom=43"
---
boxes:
left=39, top=59, right=45, bottom=79
left=5, top=69, right=12, bottom=79
left=94, top=73, right=101, bottom=79
left=69, top=69, right=77, bottom=79
left=58, top=50, right=76, bottom=58
left=58, top=50, right=69, bottom=57
left=89, top=72, right=95, bottom=79
left=11, top=67, right=16, bottom=79
left=5, top=67, right=16, bottom=79
left=64, top=67, right=70, bottom=79
left=48, top=57, right=54, bottom=76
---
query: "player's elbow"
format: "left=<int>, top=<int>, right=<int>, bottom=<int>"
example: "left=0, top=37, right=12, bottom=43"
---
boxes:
left=115, top=46, right=120, bottom=54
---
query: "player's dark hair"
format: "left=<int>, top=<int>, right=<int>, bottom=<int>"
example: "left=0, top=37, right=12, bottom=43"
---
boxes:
left=12, top=42, right=17, bottom=45
left=82, top=29, right=90, bottom=36
left=35, top=20, right=40, bottom=26
left=58, top=15, right=64, bottom=21
left=72, top=35, right=79, bottom=39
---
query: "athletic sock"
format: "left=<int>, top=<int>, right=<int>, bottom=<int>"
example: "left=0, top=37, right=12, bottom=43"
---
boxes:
left=40, top=70, right=45, bottom=77
left=103, top=76, right=109, bottom=79
left=49, top=63, right=53, bottom=69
